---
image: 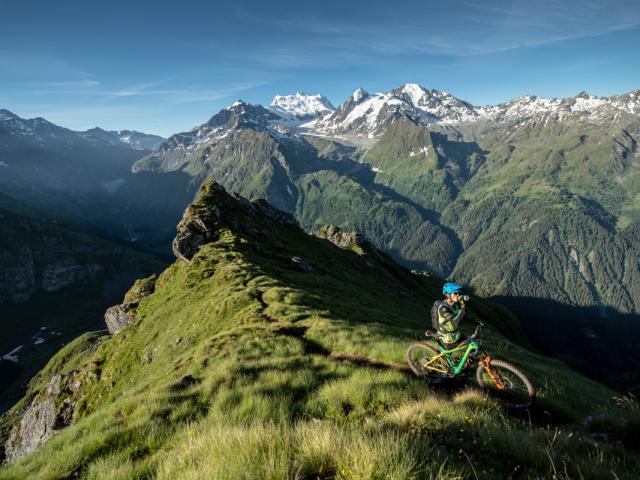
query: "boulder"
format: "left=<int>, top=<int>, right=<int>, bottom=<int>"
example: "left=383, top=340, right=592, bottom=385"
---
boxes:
left=104, top=303, right=136, bottom=335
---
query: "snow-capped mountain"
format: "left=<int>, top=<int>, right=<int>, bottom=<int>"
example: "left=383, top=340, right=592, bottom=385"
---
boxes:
left=137, top=85, right=640, bottom=166
left=306, top=84, right=479, bottom=138
left=77, top=127, right=126, bottom=146
left=0, top=109, right=164, bottom=152
left=145, top=100, right=301, bottom=165
left=113, top=130, right=165, bottom=150
left=269, top=92, right=334, bottom=123
left=0, top=109, right=80, bottom=145
left=305, top=85, right=640, bottom=139
left=476, top=90, right=640, bottom=127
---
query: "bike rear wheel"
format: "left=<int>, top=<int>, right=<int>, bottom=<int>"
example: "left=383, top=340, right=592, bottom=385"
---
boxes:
left=406, top=343, right=452, bottom=382
left=475, top=359, right=535, bottom=409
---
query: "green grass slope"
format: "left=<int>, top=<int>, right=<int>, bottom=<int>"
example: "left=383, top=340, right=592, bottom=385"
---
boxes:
left=2, top=181, right=636, bottom=479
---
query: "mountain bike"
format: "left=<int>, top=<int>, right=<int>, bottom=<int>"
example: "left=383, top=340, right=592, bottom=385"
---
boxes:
left=406, top=323, right=535, bottom=409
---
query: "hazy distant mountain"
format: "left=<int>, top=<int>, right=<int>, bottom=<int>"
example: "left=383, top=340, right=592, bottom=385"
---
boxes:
left=77, top=127, right=165, bottom=150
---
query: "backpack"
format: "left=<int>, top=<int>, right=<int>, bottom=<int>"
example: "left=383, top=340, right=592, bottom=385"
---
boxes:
left=430, top=300, right=444, bottom=331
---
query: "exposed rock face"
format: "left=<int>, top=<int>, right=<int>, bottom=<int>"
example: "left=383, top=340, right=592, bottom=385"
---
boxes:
left=0, top=246, right=104, bottom=303
left=4, top=372, right=81, bottom=463
left=315, top=224, right=368, bottom=250
left=0, top=194, right=158, bottom=304
left=41, top=261, right=103, bottom=292
left=105, top=274, right=157, bottom=334
left=172, top=181, right=299, bottom=263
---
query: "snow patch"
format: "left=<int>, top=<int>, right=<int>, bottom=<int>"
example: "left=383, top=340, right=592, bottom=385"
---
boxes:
left=101, top=178, right=125, bottom=193
left=2, top=345, right=23, bottom=363
left=401, top=83, right=428, bottom=104
left=409, top=145, right=430, bottom=157
left=0, top=161, right=8, bottom=167
left=286, top=185, right=293, bottom=196
left=570, top=248, right=579, bottom=264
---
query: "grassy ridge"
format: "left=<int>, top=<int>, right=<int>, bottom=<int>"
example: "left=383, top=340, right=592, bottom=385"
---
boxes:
left=1, top=183, right=638, bottom=479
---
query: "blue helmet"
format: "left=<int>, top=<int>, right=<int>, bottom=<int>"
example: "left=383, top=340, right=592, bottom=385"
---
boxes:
left=442, top=282, right=464, bottom=295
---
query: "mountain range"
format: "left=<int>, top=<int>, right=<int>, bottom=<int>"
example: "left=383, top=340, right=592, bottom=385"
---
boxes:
left=130, top=84, right=640, bottom=390
left=1, top=84, right=639, bottom=392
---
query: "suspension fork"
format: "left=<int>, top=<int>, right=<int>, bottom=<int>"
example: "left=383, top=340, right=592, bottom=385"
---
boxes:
left=481, top=356, right=505, bottom=390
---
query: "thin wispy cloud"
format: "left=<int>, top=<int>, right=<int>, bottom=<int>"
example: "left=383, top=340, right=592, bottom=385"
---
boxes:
left=238, top=0, right=640, bottom=59
left=105, top=79, right=174, bottom=99
left=102, top=81, right=267, bottom=103
left=0, top=52, right=95, bottom=80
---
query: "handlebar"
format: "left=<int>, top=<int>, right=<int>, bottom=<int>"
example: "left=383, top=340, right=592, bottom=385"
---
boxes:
left=425, top=322, right=483, bottom=341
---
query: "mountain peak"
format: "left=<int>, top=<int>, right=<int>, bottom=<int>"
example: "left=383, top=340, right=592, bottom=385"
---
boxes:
left=0, top=109, right=20, bottom=121
left=228, top=99, right=249, bottom=109
left=400, top=82, right=428, bottom=96
left=269, top=92, right=334, bottom=121
left=352, top=87, right=369, bottom=103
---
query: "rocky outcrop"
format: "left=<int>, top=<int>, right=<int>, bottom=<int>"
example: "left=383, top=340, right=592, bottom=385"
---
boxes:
left=104, top=303, right=137, bottom=335
left=105, top=274, right=157, bottom=334
left=4, top=372, right=82, bottom=463
left=172, top=183, right=225, bottom=262
left=314, top=224, right=368, bottom=250
left=172, top=181, right=299, bottom=263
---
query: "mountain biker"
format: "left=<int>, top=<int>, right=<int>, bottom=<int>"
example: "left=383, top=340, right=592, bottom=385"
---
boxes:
left=430, top=282, right=466, bottom=348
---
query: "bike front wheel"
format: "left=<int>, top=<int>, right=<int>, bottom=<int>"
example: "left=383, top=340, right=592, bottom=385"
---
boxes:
left=475, top=359, right=535, bottom=409
left=406, top=343, right=453, bottom=382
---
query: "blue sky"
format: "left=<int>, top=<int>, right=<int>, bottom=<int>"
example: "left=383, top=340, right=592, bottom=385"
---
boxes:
left=1, top=0, right=639, bottom=136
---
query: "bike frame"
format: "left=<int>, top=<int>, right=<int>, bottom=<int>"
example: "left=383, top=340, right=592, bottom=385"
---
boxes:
left=422, top=340, right=480, bottom=376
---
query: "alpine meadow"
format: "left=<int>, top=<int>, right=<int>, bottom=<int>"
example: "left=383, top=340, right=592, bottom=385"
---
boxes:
left=1, top=1, right=640, bottom=479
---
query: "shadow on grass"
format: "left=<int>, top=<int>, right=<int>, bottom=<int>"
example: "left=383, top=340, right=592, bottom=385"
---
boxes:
left=491, top=295, right=640, bottom=394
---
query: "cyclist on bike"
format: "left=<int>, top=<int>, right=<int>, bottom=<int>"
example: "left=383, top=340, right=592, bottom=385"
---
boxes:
left=430, top=282, right=466, bottom=348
